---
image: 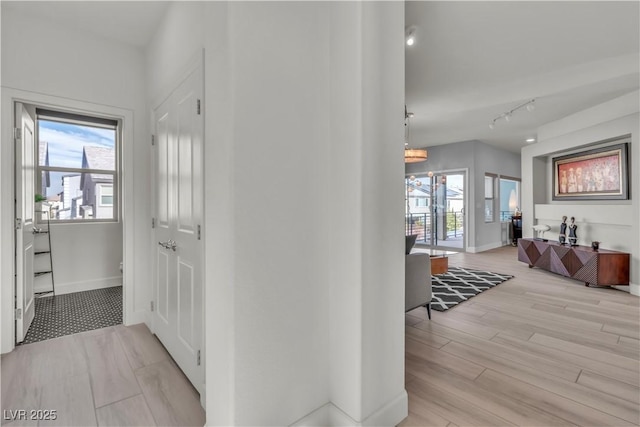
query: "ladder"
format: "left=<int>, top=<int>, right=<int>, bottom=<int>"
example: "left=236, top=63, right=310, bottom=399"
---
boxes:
left=33, top=208, right=55, bottom=297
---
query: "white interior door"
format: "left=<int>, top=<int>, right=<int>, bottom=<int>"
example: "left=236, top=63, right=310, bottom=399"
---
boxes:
left=153, top=65, right=204, bottom=397
left=15, top=102, right=36, bottom=343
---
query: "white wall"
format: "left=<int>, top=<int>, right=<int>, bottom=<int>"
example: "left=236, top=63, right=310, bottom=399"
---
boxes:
left=148, top=2, right=406, bottom=425
left=1, top=5, right=150, bottom=352
left=35, top=223, right=123, bottom=295
left=522, top=91, right=639, bottom=295
left=145, top=2, right=205, bottom=104
left=406, top=140, right=521, bottom=252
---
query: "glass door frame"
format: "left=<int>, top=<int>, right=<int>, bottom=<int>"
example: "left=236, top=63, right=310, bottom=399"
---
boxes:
left=405, top=168, right=468, bottom=252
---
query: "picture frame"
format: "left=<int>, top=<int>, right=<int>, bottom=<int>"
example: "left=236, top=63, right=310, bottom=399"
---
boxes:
left=552, top=141, right=629, bottom=201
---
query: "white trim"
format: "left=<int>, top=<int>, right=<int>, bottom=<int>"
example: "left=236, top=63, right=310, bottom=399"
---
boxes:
left=0, top=88, right=135, bottom=354
left=290, top=390, right=408, bottom=426
left=467, top=241, right=505, bottom=253
left=37, top=278, right=122, bottom=296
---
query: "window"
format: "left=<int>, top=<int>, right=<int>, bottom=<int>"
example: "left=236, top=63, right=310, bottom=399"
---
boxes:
left=36, top=108, right=119, bottom=222
left=499, top=176, right=521, bottom=221
left=99, top=184, right=114, bottom=206
left=414, top=197, right=429, bottom=207
left=485, top=174, right=496, bottom=222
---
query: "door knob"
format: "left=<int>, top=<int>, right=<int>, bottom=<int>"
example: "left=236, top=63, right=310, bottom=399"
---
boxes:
left=158, top=240, right=177, bottom=251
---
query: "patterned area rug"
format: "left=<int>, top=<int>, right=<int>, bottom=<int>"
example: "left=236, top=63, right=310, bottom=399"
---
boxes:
left=431, top=267, right=513, bottom=312
left=22, top=286, right=122, bottom=344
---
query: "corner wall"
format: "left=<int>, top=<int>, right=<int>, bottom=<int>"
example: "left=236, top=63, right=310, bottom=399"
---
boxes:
left=147, top=1, right=407, bottom=425
left=522, top=91, right=639, bottom=295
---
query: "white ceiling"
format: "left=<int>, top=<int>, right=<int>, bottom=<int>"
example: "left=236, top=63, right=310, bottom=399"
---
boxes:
left=405, top=1, right=640, bottom=153
left=3, top=1, right=638, bottom=155
left=2, top=1, right=170, bottom=48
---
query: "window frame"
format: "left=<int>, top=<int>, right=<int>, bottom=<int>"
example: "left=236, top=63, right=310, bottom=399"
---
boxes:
left=484, top=173, right=497, bottom=223
left=499, top=175, right=521, bottom=222
left=35, top=109, right=121, bottom=224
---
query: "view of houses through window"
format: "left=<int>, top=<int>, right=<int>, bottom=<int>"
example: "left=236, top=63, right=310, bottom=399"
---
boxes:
left=405, top=172, right=465, bottom=249
left=36, top=111, right=118, bottom=221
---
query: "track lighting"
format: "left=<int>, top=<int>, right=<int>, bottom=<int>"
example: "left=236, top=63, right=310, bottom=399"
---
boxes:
left=488, top=99, right=536, bottom=130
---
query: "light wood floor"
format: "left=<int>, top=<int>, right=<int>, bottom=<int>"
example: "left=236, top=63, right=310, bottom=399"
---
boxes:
left=1, top=323, right=205, bottom=426
left=401, top=245, right=640, bottom=427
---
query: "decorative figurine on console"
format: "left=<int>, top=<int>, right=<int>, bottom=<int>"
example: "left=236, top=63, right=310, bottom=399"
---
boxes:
left=568, top=217, right=578, bottom=246
left=532, top=224, right=550, bottom=241
left=559, top=216, right=567, bottom=244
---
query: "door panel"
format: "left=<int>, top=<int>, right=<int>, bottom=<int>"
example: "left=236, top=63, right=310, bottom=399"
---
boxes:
left=178, top=259, right=195, bottom=348
left=157, top=250, right=170, bottom=323
left=153, top=64, right=204, bottom=398
left=177, top=90, right=196, bottom=233
left=15, top=102, right=36, bottom=343
left=156, top=112, right=170, bottom=228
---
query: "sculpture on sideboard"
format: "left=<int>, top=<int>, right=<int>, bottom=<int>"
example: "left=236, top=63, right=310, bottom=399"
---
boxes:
left=533, top=224, right=550, bottom=241
left=568, top=217, right=578, bottom=246
left=559, top=216, right=567, bottom=244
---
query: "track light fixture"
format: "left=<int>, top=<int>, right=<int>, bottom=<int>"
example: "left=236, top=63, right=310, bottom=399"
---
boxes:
left=489, top=99, right=535, bottom=130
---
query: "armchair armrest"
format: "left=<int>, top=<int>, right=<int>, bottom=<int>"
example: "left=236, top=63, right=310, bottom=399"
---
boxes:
left=405, top=253, right=432, bottom=312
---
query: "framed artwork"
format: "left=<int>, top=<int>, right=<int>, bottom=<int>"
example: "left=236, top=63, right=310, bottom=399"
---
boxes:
left=553, top=142, right=629, bottom=201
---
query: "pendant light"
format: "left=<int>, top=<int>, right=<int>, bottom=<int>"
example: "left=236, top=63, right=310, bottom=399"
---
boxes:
left=404, top=106, right=427, bottom=163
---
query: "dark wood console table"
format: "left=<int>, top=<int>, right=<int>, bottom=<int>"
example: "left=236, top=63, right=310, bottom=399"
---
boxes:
left=518, top=238, right=629, bottom=287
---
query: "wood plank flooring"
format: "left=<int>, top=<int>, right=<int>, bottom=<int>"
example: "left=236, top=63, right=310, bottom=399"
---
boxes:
left=401, top=245, right=640, bottom=427
left=1, top=324, right=205, bottom=426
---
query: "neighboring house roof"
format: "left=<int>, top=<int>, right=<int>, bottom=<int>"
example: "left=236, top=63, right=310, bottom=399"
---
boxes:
left=407, top=182, right=464, bottom=199
left=81, top=146, right=115, bottom=185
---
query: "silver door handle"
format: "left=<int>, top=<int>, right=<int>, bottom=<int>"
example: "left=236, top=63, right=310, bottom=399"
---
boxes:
left=158, top=240, right=177, bottom=251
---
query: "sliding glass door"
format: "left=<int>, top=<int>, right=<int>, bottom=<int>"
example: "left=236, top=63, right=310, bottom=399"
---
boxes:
left=405, top=170, right=466, bottom=250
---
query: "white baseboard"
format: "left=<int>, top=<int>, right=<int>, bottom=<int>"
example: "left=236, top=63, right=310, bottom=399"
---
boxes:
left=626, top=283, right=638, bottom=296
left=467, top=241, right=505, bottom=253
left=359, top=390, right=408, bottom=426
left=125, top=309, right=149, bottom=327
left=291, top=390, right=408, bottom=426
left=35, top=276, right=122, bottom=295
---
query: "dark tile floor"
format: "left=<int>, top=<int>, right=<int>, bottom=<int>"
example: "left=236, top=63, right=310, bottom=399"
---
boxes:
left=23, top=286, right=122, bottom=344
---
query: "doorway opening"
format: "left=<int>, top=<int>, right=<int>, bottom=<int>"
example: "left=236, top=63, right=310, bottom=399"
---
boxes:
left=405, top=170, right=467, bottom=251
left=15, top=102, right=124, bottom=345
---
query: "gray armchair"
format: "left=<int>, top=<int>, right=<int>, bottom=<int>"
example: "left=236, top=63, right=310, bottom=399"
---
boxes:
left=405, top=253, right=432, bottom=319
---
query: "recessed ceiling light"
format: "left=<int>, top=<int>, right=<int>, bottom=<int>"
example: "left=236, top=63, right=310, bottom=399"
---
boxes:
left=405, top=26, right=416, bottom=47
left=526, top=138, right=536, bottom=143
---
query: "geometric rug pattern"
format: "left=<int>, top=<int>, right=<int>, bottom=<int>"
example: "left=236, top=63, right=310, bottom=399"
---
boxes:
left=431, top=267, right=513, bottom=312
left=22, top=286, right=122, bottom=344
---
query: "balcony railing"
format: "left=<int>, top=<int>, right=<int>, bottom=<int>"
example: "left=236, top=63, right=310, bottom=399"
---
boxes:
left=405, top=210, right=464, bottom=243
